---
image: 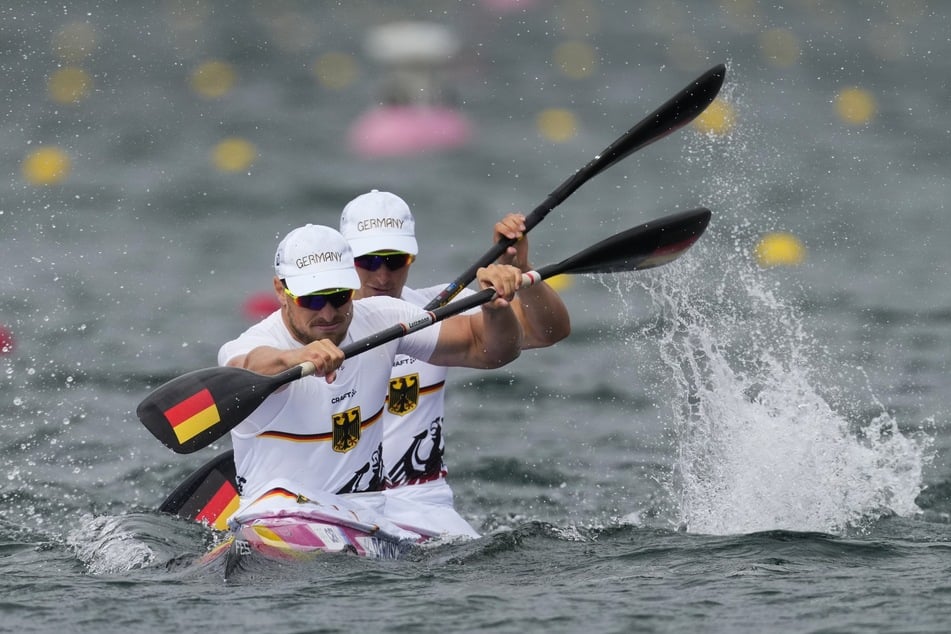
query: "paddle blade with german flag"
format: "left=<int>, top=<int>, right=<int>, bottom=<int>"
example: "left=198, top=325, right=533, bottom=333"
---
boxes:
left=159, top=450, right=239, bottom=530
left=137, top=364, right=307, bottom=453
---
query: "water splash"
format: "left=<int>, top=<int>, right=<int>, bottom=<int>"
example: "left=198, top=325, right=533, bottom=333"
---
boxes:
left=66, top=514, right=155, bottom=574
left=619, top=66, right=931, bottom=535
left=636, top=262, right=928, bottom=534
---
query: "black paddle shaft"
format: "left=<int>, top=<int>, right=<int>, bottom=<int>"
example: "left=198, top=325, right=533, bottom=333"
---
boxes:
left=423, top=63, right=725, bottom=310
left=343, top=207, right=711, bottom=357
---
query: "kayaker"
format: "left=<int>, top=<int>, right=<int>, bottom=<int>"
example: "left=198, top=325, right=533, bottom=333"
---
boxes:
left=217, top=224, right=525, bottom=540
left=340, top=190, right=570, bottom=538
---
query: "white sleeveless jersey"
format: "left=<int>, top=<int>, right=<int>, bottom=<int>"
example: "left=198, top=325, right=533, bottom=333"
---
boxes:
left=217, top=296, right=440, bottom=503
left=382, top=284, right=478, bottom=490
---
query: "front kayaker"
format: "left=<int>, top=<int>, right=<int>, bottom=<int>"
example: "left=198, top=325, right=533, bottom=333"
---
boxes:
left=217, top=224, right=525, bottom=538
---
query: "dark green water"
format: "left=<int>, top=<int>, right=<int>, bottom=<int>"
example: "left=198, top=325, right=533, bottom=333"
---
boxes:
left=3, top=2, right=951, bottom=632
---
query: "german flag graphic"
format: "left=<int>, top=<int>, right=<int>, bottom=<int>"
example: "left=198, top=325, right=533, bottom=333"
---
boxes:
left=163, top=388, right=221, bottom=444
left=159, top=450, right=239, bottom=529
left=194, top=480, right=240, bottom=530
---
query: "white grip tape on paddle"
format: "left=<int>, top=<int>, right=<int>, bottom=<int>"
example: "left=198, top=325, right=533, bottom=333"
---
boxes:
left=520, top=271, right=542, bottom=288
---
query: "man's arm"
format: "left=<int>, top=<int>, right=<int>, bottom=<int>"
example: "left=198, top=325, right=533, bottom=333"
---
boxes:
left=224, top=341, right=345, bottom=384
left=426, top=264, right=524, bottom=369
left=495, top=213, right=571, bottom=349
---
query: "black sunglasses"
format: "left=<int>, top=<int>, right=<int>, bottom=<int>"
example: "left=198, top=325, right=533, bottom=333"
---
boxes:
left=354, top=252, right=415, bottom=272
left=281, top=284, right=354, bottom=310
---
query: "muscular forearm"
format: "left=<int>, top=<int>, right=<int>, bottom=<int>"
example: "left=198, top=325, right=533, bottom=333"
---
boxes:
left=228, top=346, right=299, bottom=375
left=427, top=261, right=524, bottom=369
left=233, top=339, right=344, bottom=382
left=471, top=305, right=523, bottom=368
left=492, top=214, right=569, bottom=348
left=512, top=281, right=571, bottom=349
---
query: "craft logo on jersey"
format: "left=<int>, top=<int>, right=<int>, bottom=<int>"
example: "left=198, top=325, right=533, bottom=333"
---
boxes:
left=388, top=373, right=419, bottom=416
left=332, top=407, right=361, bottom=453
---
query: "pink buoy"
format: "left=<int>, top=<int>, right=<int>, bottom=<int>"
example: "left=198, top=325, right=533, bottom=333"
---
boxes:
left=0, top=325, right=14, bottom=355
left=242, top=291, right=280, bottom=322
left=348, top=105, right=473, bottom=158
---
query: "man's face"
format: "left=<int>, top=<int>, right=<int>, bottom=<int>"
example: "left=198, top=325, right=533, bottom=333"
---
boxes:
left=353, top=252, right=414, bottom=299
left=276, top=279, right=354, bottom=345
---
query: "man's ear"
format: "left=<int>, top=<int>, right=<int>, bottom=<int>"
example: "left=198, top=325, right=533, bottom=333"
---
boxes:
left=273, top=277, right=287, bottom=307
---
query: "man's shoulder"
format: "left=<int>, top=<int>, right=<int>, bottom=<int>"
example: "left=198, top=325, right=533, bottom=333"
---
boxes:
left=400, top=285, right=441, bottom=307
left=352, top=295, right=422, bottom=329
left=232, top=310, right=286, bottom=340
left=402, top=284, right=477, bottom=307
left=355, top=294, right=413, bottom=312
left=218, top=310, right=290, bottom=364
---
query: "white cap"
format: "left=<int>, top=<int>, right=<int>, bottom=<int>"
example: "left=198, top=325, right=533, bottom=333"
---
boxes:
left=339, top=190, right=418, bottom=257
left=274, top=224, right=361, bottom=296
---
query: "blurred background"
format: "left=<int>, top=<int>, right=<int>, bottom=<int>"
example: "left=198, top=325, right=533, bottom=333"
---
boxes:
left=2, top=0, right=950, bottom=534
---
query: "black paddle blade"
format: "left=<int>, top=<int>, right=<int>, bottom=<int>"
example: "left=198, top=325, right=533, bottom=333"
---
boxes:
left=550, top=64, right=726, bottom=203
left=158, top=450, right=239, bottom=529
left=543, top=208, right=711, bottom=278
left=137, top=365, right=306, bottom=454
left=421, top=64, right=726, bottom=312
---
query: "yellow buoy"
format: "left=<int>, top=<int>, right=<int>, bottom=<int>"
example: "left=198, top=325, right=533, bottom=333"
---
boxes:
left=48, top=66, right=92, bottom=104
left=835, top=87, right=876, bottom=125
left=212, top=137, right=257, bottom=172
left=313, top=51, right=359, bottom=91
left=553, top=40, right=597, bottom=80
left=693, top=99, right=735, bottom=136
left=754, top=232, right=805, bottom=268
left=759, top=28, right=800, bottom=68
left=22, top=147, right=71, bottom=185
left=537, top=108, right=577, bottom=143
left=190, top=60, right=236, bottom=99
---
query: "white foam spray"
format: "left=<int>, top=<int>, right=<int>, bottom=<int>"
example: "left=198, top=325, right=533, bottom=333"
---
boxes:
left=620, top=67, right=931, bottom=535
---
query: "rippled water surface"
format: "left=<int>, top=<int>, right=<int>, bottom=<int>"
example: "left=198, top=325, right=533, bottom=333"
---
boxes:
left=3, top=2, right=951, bottom=633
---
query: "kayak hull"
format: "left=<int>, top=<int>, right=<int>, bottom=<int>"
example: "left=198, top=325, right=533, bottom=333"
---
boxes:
left=200, top=514, right=416, bottom=569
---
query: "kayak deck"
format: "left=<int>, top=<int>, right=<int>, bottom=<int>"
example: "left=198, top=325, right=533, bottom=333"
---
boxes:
left=200, top=515, right=415, bottom=568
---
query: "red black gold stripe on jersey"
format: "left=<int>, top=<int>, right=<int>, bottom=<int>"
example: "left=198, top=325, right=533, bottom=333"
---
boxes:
left=418, top=380, right=445, bottom=397
left=257, top=487, right=304, bottom=503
